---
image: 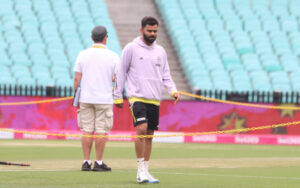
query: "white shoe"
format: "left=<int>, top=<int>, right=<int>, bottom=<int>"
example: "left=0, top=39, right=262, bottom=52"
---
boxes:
left=145, top=171, right=160, bottom=183
left=143, top=161, right=160, bottom=183
left=137, top=169, right=149, bottom=183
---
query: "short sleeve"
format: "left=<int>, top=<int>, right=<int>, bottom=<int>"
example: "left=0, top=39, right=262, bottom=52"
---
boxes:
left=73, top=51, right=83, bottom=73
left=112, top=52, right=120, bottom=74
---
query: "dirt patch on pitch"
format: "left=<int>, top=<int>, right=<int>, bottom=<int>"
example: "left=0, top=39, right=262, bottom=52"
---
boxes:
left=0, top=141, right=81, bottom=148
left=1, top=157, right=300, bottom=171
left=0, top=141, right=132, bottom=148
left=149, top=157, right=300, bottom=169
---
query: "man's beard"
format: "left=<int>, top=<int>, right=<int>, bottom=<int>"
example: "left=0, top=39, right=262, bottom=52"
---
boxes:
left=143, top=34, right=156, bottom=44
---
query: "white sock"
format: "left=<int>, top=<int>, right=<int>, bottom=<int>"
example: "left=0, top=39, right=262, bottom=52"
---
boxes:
left=137, top=158, right=144, bottom=163
left=137, top=158, right=144, bottom=170
left=96, top=160, right=103, bottom=165
left=83, top=160, right=92, bottom=165
left=144, top=161, right=149, bottom=171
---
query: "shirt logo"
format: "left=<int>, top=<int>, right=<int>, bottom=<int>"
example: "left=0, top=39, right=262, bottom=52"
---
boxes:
left=155, top=56, right=162, bottom=67
left=139, top=57, right=143, bottom=60
left=136, top=117, right=146, bottom=122
left=157, top=56, right=162, bottom=62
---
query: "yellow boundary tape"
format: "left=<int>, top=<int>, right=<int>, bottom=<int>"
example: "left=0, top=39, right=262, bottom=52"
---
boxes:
left=0, top=120, right=299, bottom=138
left=1, top=91, right=300, bottom=110
left=0, top=97, right=73, bottom=106
left=179, top=91, right=300, bottom=110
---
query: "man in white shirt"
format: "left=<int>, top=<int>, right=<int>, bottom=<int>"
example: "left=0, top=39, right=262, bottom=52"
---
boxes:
left=73, top=25, right=119, bottom=171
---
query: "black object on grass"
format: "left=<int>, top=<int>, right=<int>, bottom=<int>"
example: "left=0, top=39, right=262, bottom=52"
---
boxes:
left=0, top=161, right=30, bottom=167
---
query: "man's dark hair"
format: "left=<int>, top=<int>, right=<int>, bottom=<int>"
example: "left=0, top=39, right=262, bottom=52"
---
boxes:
left=92, top=35, right=105, bottom=43
left=91, top=25, right=107, bottom=43
left=141, top=17, right=159, bottom=28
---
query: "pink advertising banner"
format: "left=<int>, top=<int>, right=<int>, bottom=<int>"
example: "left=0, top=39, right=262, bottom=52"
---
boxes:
left=1, top=96, right=300, bottom=145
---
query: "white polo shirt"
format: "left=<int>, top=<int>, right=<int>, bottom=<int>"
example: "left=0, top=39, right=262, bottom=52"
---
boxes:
left=74, top=44, right=119, bottom=104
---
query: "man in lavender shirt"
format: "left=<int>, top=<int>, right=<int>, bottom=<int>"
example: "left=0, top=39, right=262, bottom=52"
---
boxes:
left=113, top=17, right=180, bottom=183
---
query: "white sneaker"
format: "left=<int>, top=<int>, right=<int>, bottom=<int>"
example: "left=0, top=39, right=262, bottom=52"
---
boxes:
left=136, top=169, right=149, bottom=183
left=144, top=161, right=160, bottom=183
left=145, top=171, right=160, bottom=183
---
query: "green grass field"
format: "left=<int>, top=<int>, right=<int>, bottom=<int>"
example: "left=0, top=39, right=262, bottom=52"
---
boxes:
left=0, top=140, right=300, bottom=188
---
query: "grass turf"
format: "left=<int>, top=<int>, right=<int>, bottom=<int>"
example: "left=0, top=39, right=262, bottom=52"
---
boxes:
left=0, top=140, right=300, bottom=188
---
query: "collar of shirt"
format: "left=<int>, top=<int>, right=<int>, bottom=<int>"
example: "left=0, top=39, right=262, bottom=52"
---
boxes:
left=91, top=43, right=106, bottom=48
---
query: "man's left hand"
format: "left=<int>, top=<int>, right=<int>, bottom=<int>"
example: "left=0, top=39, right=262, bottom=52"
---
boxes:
left=173, top=92, right=180, bottom=104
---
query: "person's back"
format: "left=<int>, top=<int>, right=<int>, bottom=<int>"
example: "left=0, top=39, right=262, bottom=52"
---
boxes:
left=73, top=25, right=119, bottom=172
left=78, top=45, right=118, bottom=104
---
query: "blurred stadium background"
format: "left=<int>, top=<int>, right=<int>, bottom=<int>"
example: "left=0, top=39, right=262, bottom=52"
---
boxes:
left=0, top=0, right=122, bottom=96
left=1, top=0, right=300, bottom=101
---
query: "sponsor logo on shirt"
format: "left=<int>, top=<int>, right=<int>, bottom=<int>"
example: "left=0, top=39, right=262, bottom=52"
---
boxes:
left=157, top=56, right=162, bottom=61
left=155, top=56, right=162, bottom=67
left=154, top=56, right=162, bottom=67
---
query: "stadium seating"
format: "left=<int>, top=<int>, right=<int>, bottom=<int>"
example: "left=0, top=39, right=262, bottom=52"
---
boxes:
left=0, top=0, right=121, bottom=96
left=156, top=0, right=300, bottom=95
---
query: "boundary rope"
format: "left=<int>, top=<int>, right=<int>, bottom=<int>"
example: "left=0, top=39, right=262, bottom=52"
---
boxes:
left=1, top=91, right=300, bottom=110
left=179, top=91, right=300, bottom=110
left=0, top=120, right=299, bottom=138
left=0, top=97, right=73, bottom=106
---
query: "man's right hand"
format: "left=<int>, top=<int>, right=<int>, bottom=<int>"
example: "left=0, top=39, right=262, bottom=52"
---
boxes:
left=115, top=103, right=124, bottom=108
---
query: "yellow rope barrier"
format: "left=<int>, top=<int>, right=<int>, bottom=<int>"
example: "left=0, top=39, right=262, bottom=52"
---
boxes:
left=0, top=97, right=73, bottom=106
left=0, top=120, right=299, bottom=138
left=178, top=91, right=300, bottom=110
left=1, top=91, right=300, bottom=110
